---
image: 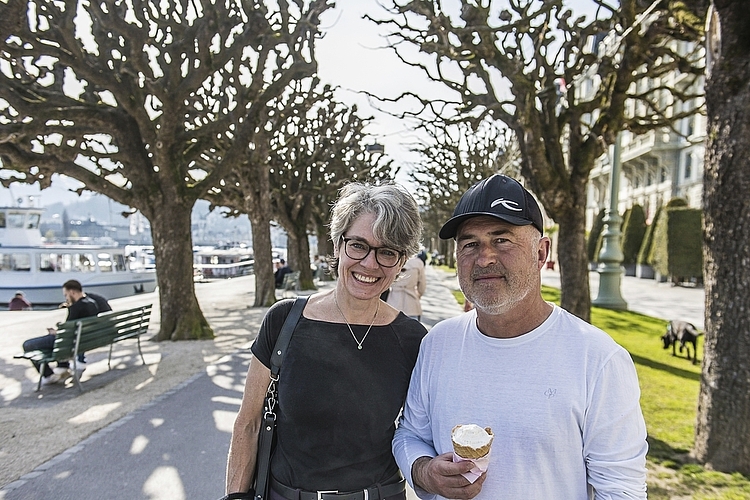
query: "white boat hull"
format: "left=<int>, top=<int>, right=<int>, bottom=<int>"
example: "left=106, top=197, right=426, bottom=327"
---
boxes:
left=1, top=206, right=158, bottom=307
left=1, top=270, right=157, bottom=306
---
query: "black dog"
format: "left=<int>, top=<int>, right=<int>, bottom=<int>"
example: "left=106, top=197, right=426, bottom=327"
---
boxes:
left=661, top=321, right=702, bottom=364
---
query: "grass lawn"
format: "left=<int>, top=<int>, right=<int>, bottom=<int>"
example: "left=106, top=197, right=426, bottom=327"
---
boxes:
left=448, top=286, right=750, bottom=499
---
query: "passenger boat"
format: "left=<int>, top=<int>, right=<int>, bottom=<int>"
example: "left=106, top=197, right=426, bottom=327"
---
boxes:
left=193, top=243, right=254, bottom=279
left=0, top=206, right=158, bottom=307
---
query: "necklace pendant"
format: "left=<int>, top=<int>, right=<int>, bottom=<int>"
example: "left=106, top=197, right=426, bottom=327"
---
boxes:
left=357, top=345, right=363, bottom=350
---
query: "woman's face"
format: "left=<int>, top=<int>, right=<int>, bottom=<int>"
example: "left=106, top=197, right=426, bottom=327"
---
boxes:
left=336, top=212, right=403, bottom=301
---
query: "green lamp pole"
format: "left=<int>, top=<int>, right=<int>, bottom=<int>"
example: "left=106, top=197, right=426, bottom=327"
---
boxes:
left=593, top=132, right=628, bottom=310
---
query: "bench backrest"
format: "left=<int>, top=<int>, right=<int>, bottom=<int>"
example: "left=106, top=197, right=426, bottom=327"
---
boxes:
left=282, top=271, right=300, bottom=290
left=51, top=304, right=153, bottom=361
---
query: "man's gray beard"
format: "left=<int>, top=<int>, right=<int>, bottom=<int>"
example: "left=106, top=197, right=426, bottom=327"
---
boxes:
left=468, top=291, right=525, bottom=316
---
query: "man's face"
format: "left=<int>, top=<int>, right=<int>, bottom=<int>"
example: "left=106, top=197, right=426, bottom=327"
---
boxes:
left=62, top=287, right=75, bottom=305
left=455, top=216, right=549, bottom=315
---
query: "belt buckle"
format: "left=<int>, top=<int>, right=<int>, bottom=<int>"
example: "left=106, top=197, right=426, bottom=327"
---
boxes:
left=317, top=490, right=338, bottom=500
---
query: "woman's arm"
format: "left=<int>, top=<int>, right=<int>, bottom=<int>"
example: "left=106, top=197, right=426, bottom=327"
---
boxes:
left=225, top=357, right=272, bottom=495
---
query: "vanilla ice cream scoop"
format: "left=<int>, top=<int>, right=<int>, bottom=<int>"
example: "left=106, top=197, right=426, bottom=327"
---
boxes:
left=451, top=424, right=494, bottom=459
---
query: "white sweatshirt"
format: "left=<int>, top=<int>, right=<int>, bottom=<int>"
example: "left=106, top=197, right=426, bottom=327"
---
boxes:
left=393, top=305, right=648, bottom=500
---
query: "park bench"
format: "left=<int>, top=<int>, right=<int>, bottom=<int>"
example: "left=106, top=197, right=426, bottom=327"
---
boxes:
left=281, top=270, right=301, bottom=298
left=15, top=304, right=153, bottom=392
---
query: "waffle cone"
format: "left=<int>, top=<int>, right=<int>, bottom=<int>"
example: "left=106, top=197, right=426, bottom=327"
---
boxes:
left=451, top=425, right=494, bottom=459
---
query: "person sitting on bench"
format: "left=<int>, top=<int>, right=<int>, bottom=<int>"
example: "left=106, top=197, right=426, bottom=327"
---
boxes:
left=274, top=259, right=293, bottom=288
left=21, top=280, right=99, bottom=385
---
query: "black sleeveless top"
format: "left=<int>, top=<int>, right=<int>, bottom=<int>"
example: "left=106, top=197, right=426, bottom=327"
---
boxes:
left=251, top=299, right=427, bottom=491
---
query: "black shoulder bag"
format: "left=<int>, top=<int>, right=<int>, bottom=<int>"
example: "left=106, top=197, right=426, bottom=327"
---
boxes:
left=222, top=296, right=308, bottom=500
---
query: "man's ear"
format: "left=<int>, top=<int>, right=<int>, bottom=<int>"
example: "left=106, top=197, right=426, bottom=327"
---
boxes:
left=537, top=236, right=551, bottom=269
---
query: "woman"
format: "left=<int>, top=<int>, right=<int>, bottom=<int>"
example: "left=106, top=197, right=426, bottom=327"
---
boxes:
left=386, top=255, right=426, bottom=321
left=226, top=182, right=426, bottom=500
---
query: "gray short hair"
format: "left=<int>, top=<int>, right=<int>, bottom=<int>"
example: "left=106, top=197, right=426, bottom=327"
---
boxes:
left=327, top=182, right=423, bottom=277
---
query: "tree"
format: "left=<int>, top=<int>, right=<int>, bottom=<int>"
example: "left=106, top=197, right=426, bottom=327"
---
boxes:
left=267, top=79, right=394, bottom=290
left=205, top=130, right=277, bottom=307
left=409, top=118, right=518, bottom=267
left=694, top=0, right=750, bottom=475
left=0, top=0, right=333, bottom=339
left=209, top=78, right=394, bottom=298
left=371, top=0, right=704, bottom=321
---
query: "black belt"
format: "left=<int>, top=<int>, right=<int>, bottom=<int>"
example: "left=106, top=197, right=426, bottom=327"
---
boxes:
left=270, top=476, right=405, bottom=500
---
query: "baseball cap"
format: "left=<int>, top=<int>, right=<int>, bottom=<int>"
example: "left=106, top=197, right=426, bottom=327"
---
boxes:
left=439, top=174, right=544, bottom=239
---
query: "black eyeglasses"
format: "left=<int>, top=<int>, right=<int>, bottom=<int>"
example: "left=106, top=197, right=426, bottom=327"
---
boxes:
left=341, top=237, right=403, bottom=268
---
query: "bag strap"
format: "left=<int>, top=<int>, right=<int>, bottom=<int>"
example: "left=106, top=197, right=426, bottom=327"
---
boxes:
left=253, top=296, right=308, bottom=500
left=269, top=295, right=308, bottom=379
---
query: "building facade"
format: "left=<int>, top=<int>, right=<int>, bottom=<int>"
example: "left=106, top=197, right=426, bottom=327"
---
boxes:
left=585, top=39, right=705, bottom=228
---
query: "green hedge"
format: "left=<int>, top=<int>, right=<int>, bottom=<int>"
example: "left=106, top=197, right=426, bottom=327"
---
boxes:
left=651, top=207, right=703, bottom=280
left=638, top=205, right=662, bottom=265
left=621, top=205, right=647, bottom=265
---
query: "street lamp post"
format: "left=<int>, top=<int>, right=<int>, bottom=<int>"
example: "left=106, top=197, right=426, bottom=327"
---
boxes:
left=593, top=133, right=628, bottom=310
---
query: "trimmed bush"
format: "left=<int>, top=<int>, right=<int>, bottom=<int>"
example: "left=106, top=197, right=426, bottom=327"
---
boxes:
left=621, top=205, right=647, bottom=265
left=587, top=208, right=606, bottom=263
left=651, top=207, right=703, bottom=281
left=639, top=205, right=663, bottom=265
left=666, top=197, right=688, bottom=208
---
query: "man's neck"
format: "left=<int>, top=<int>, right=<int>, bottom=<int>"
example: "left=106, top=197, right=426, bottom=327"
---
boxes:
left=475, top=299, right=553, bottom=339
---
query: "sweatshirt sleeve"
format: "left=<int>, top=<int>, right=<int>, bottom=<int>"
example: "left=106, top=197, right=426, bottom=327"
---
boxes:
left=585, top=348, right=648, bottom=499
left=392, top=345, right=439, bottom=500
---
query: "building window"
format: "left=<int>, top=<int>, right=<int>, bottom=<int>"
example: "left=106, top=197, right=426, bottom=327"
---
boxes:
left=647, top=172, right=654, bottom=186
left=660, top=167, right=667, bottom=183
left=685, top=155, right=693, bottom=179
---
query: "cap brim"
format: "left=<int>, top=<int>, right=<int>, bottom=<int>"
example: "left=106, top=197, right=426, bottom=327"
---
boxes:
left=439, top=212, right=534, bottom=239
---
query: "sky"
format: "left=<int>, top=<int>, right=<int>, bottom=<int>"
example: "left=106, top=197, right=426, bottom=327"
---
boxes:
left=0, top=0, right=442, bottom=208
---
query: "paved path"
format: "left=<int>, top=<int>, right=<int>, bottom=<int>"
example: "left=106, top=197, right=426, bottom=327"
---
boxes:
left=0, top=265, right=703, bottom=500
left=0, top=268, right=461, bottom=500
left=540, top=268, right=705, bottom=329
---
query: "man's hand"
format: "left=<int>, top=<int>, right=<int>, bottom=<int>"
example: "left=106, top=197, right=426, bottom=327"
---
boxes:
left=47, top=327, right=56, bottom=335
left=412, top=453, right=486, bottom=499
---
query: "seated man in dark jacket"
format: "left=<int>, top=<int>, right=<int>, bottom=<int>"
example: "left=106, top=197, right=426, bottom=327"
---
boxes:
left=274, top=259, right=293, bottom=288
left=21, top=280, right=100, bottom=385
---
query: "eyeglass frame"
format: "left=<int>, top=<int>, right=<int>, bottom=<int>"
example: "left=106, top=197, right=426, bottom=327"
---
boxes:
left=340, top=236, right=405, bottom=268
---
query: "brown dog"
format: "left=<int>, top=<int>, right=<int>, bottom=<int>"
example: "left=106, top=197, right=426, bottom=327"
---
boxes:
left=661, top=321, right=702, bottom=364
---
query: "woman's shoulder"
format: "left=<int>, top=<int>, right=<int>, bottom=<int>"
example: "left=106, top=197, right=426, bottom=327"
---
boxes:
left=389, top=312, right=428, bottom=340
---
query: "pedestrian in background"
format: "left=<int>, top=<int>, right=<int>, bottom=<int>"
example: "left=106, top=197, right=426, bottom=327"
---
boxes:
left=8, top=291, right=32, bottom=311
left=387, top=255, right=426, bottom=321
left=226, top=181, right=427, bottom=500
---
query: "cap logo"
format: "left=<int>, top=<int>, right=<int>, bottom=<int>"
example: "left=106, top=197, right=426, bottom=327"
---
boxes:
left=490, top=198, right=522, bottom=211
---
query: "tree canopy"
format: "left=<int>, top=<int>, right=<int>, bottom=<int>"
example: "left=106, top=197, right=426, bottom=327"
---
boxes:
left=371, top=0, right=705, bottom=320
left=0, top=0, right=333, bottom=339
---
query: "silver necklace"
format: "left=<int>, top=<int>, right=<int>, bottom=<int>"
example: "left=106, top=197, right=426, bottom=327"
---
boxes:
left=333, top=292, right=380, bottom=350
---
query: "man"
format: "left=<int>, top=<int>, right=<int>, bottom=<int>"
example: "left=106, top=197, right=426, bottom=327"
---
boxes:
left=274, top=258, right=293, bottom=288
left=392, top=175, right=647, bottom=499
left=21, top=280, right=100, bottom=385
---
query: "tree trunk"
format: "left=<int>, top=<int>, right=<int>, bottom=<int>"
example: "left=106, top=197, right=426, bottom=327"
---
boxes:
left=245, top=164, right=277, bottom=307
left=315, top=224, right=332, bottom=258
left=555, top=207, right=592, bottom=323
left=694, top=2, right=750, bottom=474
left=249, top=213, right=277, bottom=307
left=150, top=204, right=213, bottom=341
left=286, top=226, right=316, bottom=290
